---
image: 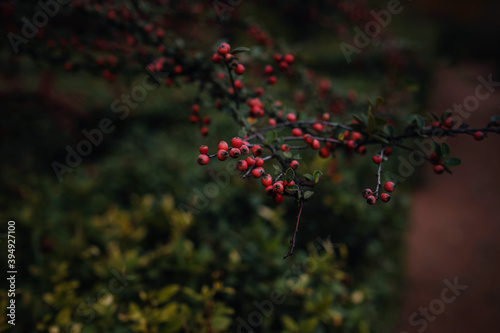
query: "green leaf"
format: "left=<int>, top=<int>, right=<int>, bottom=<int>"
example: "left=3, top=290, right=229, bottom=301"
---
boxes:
left=432, top=142, right=441, bottom=157
left=293, top=154, right=301, bottom=159
left=283, top=151, right=292, bottom=159
left=384, top=125, right=395, bottom=137
left=304, top=191, right=314, bottom=199
left=375, top=96, right=384, bottom=106
left=230, top=47, right=250, bottom=55
left=375, top=117, right=387, bottom=127
left=409, top=114, right=425, bottom=129
left=444, top=158, right=461, bottom=166
left=443, top=165, right=453, bottom=175
left=430, top=112, right=440, bottom=121
left=491, top=115, right=500, bottom=122
left=304, top=173, right=314, bottom=181
left=441, top=143, right=450, bottom=158
left=158, top=285, right=180, bottom=304
left=313, top=170, right=322, bottom=183
left=353, top=114, right=366, bottom=127
left=441, top=110, right=452, bottom=121
left=238, top=128, right=247, bottom=138
left=299, top=318, right=319, bottom=333
left=367, top=109, right=376, bottom=133
left=285, top=168, right=295, bottom=183
left=282, top=315, right=300, bottom=331
left=286, top=184, right=299, bottom=192
left=265, top=130, right=277, bottom=143
left=371, top=134, right=389, bottom=144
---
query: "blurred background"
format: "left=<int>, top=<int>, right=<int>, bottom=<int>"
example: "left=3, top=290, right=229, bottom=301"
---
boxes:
left=0, top=0, right=499, bottom=332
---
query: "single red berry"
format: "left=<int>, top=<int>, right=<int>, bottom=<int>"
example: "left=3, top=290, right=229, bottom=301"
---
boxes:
left=265, top=185, right=274, bottom=196
left=191, top=104, right=200, bottom=114
left=261, top=174, right=273, bottom=186
left=189, top=115, right=199, bottom=124
left=273, top=181, right=284, bottom=193
left=384, top=147, right=392, bottom=157
left=246, top=156, right=255, bottom=166
left=174, top=65, right=182, bottom=74
left=268, top=118, right=277, bottom=126
left=267, top=76, right=277, bottom=85
left=225, top=53, right=234, bottom=62
left=231, top=137, right=243, bottom=148
left=255, top=157, right=265, bottom=167
left=313, top=123, right=324, bottom=132
left=281, top=144, right=290, bottom=152
left=431, top=121, right=440, bottom=127
left=434, top=165, right=444, bottom=174
left=273, top=54, right=283, bottom=62
left=366, top=195, right=377, bottom=205
left=322, top=113, right=330, bottom=121
left=240, top=145, right=249, bottom=155
left=290, top=160, right=299, bottom=170
left=473, top=131, right=485, bottom=141
left=264, top=65, right=273, bottom=75
left=362, top=189, right=372, bottom=198
left=218, top=141, right=229, bottom=151
left=197, top=154, right=209, bottom=165
left=274, top=193, right=284, bottom=204
left=311, top=139, right=320, bottom=150
left=384, top=182, right=395, bottom=192
left=443, top=117, right=455, bottom=128
left=252, top=145, right=263, bottom=156
left=347, top=140, right=357, bottom=150
left=292, top=128, right=302, bottom=137
left=217, top=150, right=228, bottom=161
left=372, top=155, right=382, bottom=164
left=380, top=193, right=391, bottom=203
left=234, top=64, right=245, bottom=75
left=252, top=167, right=265, bottom=178
left=199, top=145, right=209, bottom=154
left=202, top=116, right=211, bottom=124
left=229, top=148, right=241, bottom=158
left=217, top=42, right=230, bottom=56
left=319, top=147, right=330, bottom=158
left=234, top=79, right=243, bottom=90
left=303, top=134, right=313, bottom=145
left=287, top=113, right=297, bottom=122
left=236, top=160, right=248, bottom=171
left=351, top=132, right=362, bottom=141
left=284, top=54, right=294, bottom=64
left=254, top=87, right=265, bottom=96
left=200, top=127, right=209, bottom=136
left=430, top=152, right=439, bottom=162
left=211, top=53, right=222, bottom=64
left=357, top=146, right=367, bottom=155
left=279, top=61, right=289, bottom=71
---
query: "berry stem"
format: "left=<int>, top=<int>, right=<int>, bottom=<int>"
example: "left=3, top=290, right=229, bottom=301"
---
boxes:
left=283, top=198, right=304, bottom=259
left=374, top=147, right=385, bottom=198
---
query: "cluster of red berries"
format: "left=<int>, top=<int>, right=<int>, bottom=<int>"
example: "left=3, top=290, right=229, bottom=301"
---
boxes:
left=211, top=43, right=245, bottom=75
left=362, top=182, right=395, bottom=205
left=189, top=104, right=211, bottom=136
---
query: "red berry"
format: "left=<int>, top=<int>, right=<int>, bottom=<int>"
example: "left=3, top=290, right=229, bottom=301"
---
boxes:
left=311, top=139, right=320, bottom=150
left=201, top=116, right=211, bottom=125
left=443, top=117, right=455, bottom=128
left=273, top=182, right=284, bottom=193
left=292, top=128, right=303, bottom=137
left=357, top=146, right=367, bottom=155
left=236, top=160, right=248, bottom=171
left=261, top=174, right=273, bottom=186
left=231, top=137, right=243, bottom=148
left=286, top=113, right=297, bottom=122
left=384, top=182, right=395, bottom=192
left=313, top=123, right=324, bottom=132
left=290, top=160, right=299, bottom=170
left=430, top=152, right=439, bottom=162
left=347, top=140, right=357, bottom=150
left=189, top=115, right=199, bottom=124
left=234, top=64, right=245, bottom=75
left=268, top=118, right=277, bottom=126
left=252, top=145, right=263, bottom=156
left=273, top=54, right=283, bottom=62
left=254, top=87, right=265, bottom=96
left=218, top=141, right=229, bottom=151
left=351, top=132, right=362, bottom=141
left=303, top=134, right=313, bottom=145
left=284, top=54, right=294, bottom=64
left=384, top=147, right=392, bottom=157
left=225, top=53, right=234, bottom=62
left=217, top=42, right=230, bottom=56
left=380, top=193, right=391, bottom=203
left=264, top=65, right=273, bottom=75
left=211, top=53, right=222, bottom=64
left=366, top=195, right=377, bottom=205
left=174, top=65, right=182, bottom=74
left=234, top=79, right=243, bottom=90
left=372, top=155, right=382, bottom=164
left=279, top=61, right=289, bottom=71
left=229, top=148, right=241, bottom=158
left=434, top=165, right=444, bottom=174
left=217, top=149, right=228, bottom=161
left=362, top=189, right=372, bottom=198
left=473, top=131, right=485, bottom=141
left=191, top=104, right=200, bottom=114
left=281, top=144, right=290, bottom=152
left=240, top=145, right=249, bottom=155
left=197, top=154, right=209, bottom=165
left=322, top=113, right=330, bottom=121
left=200, top=127, right=209, bottom=136
left=255, top=157, right=265, bottom=167
left=246, top=156, right=255, bottom=166
left=252, top=167, right=265, bottom=178
left=265, top=185, right=274, bottom=196
left=199, top=145, right=209, bottom=154
left=267, top=76, right=277, bottom=85
left=319, top=147, right=330, bottom=158
left=274, top=193, right=284, bottom=204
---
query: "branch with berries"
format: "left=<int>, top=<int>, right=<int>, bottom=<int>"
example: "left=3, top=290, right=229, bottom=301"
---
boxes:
left=195, top=42, right=500, bottom=259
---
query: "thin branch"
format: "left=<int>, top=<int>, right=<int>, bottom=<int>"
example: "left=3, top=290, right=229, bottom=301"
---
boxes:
left=284, top=199, right=304, bottom=259
left=373, top=147, right=385, bottom=198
